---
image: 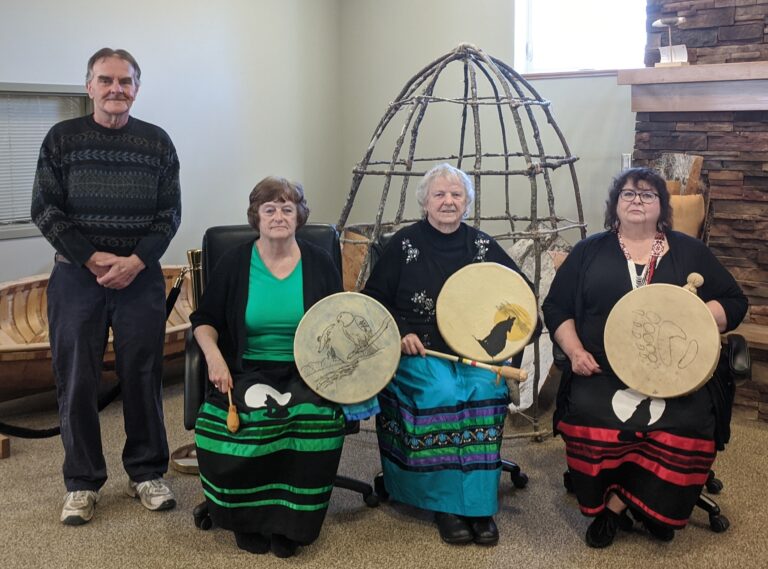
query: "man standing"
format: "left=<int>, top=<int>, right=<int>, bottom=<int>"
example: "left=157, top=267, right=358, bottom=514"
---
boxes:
left=31, top=48, right=181, bottom=525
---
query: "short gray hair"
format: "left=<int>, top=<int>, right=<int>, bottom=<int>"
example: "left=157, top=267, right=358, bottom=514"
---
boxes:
left=86, top=48, right=141, bottom=86
left=415, top=163, right=475, bottom=217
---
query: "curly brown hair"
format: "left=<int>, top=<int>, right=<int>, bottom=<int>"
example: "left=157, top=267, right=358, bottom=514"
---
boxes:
left=604, top=167, right=672, bottom=233
left=247, top=176, right=310, bottom=234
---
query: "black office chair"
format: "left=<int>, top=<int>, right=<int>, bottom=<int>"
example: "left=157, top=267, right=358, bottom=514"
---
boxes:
left=184, top=223, right=379, bottom=530
left=555, top=333, right=751, bottom=533
left=366, top=232, right=530, bottom=502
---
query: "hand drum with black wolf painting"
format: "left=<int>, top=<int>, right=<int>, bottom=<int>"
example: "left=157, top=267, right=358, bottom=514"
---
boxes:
left=436, top=263, right=537, bottom=363
left=294, top=292, right=401, bottom=404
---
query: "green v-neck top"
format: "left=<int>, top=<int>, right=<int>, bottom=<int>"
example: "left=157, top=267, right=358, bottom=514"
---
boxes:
left=242, top=245, right=304, bottom=361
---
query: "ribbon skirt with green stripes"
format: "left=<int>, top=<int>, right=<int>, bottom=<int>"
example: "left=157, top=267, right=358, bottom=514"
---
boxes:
left=195, top=363, right=345, bottom=544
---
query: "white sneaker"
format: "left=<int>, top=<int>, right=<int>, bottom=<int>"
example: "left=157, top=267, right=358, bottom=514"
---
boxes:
left=126, top=478, right=176, bottom=511
left=61, top=490, right=99, bottom=525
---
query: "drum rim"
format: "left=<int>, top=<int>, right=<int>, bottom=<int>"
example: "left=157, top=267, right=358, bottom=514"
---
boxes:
left=435, top=262, right=537, bottom=363
left=294, top=291, right=400, bottom=404
left=604, top=283, right=720, bottom=398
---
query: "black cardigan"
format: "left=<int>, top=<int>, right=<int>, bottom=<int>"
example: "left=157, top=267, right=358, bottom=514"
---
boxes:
left=190, top=238, right=343, bottom=374
left=542, top=229, right=748, bottom=449
left=363, top=219, right=536, bottom=355
left=543, top=230, right=747, bottom=344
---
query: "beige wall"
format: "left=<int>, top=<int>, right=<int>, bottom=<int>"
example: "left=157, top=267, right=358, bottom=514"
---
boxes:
left=0, top=0, right=637, bottom=281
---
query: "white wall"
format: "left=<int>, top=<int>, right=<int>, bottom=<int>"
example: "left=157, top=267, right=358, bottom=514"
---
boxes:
left=0, top=0, right=342, bottom=281
left=0, top=0, right=637, bottom=282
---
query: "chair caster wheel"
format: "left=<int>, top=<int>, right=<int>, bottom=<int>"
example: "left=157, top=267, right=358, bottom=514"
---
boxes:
left=194, top=512, right=212, bottom=530
left=193, top=503, right=212, bottom=530
left=709, top=514, right=729, bottom=533
left=706, top=476, right=724, bottom=495
left=373, top=472, right=389, bottom=502
left=364, top=493, right=381, bottom=507
left=512, top=471, right=529, bottom=489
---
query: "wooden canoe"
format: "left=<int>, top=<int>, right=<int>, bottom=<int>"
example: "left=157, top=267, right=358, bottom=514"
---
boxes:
left=0, top=266, right=193, bottom=403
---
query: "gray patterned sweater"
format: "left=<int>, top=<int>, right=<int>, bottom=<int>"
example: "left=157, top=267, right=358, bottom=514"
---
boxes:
left=31, top=115, right=181, bottom=267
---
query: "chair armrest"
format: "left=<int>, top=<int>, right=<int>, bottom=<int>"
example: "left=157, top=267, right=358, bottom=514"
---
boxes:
left=184, top=328, right=207, bottom=430
left=726, top=333, right=751, bottom=381
left=552, top=341, right=568, bottom=370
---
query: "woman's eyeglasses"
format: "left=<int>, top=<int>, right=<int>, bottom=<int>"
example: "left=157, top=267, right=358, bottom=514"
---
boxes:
left=619, top=189, right=659, bottom=204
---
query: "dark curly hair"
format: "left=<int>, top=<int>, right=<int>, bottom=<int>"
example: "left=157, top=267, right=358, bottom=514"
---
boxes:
left=604, top=167, right=672, bottom=233
left=247, top=176, right=310, bottom=234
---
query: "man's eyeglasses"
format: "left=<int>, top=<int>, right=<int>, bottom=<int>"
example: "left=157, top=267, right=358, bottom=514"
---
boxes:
left=619, top=189, right=659, bottom=204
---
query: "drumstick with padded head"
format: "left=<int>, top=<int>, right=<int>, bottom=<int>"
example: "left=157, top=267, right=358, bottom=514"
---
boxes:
left=683, top=272, right=704, bottom=295
left=226, top=389, right=240, bottom=434
left=424, top=349, right=527, bottom=382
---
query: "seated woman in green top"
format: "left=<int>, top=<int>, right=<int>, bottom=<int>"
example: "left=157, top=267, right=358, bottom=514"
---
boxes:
left=191, top=177, right=344, bottom=558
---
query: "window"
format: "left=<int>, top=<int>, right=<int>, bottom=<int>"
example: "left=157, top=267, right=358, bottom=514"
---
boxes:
left=514, top=0, right=647, bottom=75
left=0, top=84, right=89, bottom=239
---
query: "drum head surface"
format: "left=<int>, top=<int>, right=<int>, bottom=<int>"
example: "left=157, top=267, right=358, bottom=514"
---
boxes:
left=436, top=263, right=537, bottom=362
left=294, top=292, right=400, bottom=404
left=604, top=284, right=720, bottom=398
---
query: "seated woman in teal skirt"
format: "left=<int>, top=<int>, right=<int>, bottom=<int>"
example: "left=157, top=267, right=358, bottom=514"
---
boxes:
left=191, top=177, right=345, bottom=558
left=362, top=163, right=536, bottom=546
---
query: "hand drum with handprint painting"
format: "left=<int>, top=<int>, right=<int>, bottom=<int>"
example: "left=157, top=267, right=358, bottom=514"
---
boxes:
left=604, top=281, right=720, bottom=398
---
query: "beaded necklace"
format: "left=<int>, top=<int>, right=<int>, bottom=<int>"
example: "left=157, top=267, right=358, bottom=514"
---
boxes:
left=616, top=230, right=666, bottom=289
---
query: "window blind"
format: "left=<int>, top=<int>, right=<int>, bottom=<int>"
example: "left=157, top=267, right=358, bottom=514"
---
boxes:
left=0, top=94, right=85, bottom=226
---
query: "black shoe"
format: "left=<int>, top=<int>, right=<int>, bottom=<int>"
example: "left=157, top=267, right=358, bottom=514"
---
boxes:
left=467, top=516, right=499, bottom=546
left=271, top=533, right=299, bottom=558
left=434, top=512, right=473, bottom=545
left=585, top=509, right=622, bottom=548
left=234, top=531, right=270, bottom=554
left=640, top=517, right=675, bottom=542
left=617, top=510, right=634, bottom=532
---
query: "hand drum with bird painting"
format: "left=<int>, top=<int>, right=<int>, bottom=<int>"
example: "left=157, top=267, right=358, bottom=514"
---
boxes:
left=294, top=292, right=400, bottom=404
left=604, top=279, right=720, bottom=399
left=435, top=263, right=537, bottom=363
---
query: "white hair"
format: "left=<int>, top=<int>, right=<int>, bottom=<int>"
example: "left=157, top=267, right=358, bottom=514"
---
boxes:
left=415, top=163, right=475, bottom=218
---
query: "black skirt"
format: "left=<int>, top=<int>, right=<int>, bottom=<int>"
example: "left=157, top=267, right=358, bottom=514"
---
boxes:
left=195, top=361, right=345, bottom=543
left=557, top=371, right=716, bottom=528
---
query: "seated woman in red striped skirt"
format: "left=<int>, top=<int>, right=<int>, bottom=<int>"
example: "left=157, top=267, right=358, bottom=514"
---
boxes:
left=542, top=168, right=747, bottom=548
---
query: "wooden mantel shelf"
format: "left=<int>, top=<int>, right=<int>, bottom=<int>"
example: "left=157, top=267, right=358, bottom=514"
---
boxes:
left=617, top=62, right=768, bottom=113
